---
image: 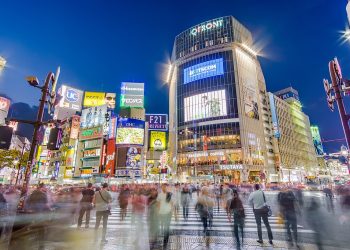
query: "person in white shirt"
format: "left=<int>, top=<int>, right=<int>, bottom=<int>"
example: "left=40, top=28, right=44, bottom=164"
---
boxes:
left=157, top=184, right=173, bottom=249
left=248, top=184, right=273, bottom=245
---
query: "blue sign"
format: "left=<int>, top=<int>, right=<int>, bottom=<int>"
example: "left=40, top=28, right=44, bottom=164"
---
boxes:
left=117, top=117, right=145, bottom=129
left=66, top=89, right=79, bottom=103
left=269, top=93, right=280, bottom=138
left=146, top=114, right=168, bottom=131
left=279, top=91, right=299, bottom=101
left=184, top=58, right=224, bottom=84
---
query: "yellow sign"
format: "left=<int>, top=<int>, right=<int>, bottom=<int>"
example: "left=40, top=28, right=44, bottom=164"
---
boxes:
left=149, top=131, right=166, bottom=151
left=83, top=92, right=106, bottom=107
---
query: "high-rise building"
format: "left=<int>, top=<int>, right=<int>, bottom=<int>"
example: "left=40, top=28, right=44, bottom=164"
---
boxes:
left=168, top=16, right=272, bottom=183
left=268, top=87, right=318, bottom=182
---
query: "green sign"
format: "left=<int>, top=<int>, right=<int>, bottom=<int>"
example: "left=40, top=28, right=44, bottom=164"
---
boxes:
left=80, top=127, right=103, bottom=140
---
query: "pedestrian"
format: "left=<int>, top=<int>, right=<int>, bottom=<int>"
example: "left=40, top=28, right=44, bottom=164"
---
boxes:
left=248, top=184, right=273, bottom=245
left=131, top=188, right=147, bottom=248
left=25, top=183, right=51, bottom=250
left=306, top=198, right=324, bottom=250
left=173, top=184, right=181, bottom=221
left=157, top=184, right=173, bottom=249
left=227, top=189, right=245, bottom=250
left=196, top=186, right=214, bottom=235
left=323, top=186, right=334, bottom=213
left=118, top=184, right=130, bottom=221
left=0, top=193, right=8, bottom=240
left=181, top=184, right=191, bottom=220
left=94, top=183, right=112, bottom=244
left=278, top=187, right=299, bottom=247
left=77, top=183, right=95, bottom=228
left=148, top=188, right=159, bottom=250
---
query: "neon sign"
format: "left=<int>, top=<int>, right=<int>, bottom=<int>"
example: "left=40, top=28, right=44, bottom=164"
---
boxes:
left=190, top=19, right=224, bottom=36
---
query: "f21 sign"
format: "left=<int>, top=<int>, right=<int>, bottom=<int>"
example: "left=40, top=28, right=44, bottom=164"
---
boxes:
left=146, top=114, right=168, bottom=131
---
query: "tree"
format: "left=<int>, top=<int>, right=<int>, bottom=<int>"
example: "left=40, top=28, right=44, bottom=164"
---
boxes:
left=0, top=149, right=29, bottom=169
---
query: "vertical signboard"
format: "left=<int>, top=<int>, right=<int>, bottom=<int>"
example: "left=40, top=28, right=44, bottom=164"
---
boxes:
left=106, top=139, right=116, bottom=175
left=310, top=126, right=324, bottom=156
left=70, top=115, right=80, bottom=139
left=269, top=93, right=280, bottom=138
left=0, top=97, right=10, bottom=125
left=120, top=82, right=144, bottom=108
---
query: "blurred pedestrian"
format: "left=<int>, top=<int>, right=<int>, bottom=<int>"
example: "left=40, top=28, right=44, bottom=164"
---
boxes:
left=181, top=184, right=191, bottom=220
left=306, top=198, right=324, bottom=250
left=196, top=186, right=214, bottom=235
left=148, top=188, right=159, bottom=250
left=248, top=184, right=273, bottom=245
left=94, top=183, right=112, bottom=244
left=77, top=183, right=95, bottom=228
left=0, top=193, right=8, bottom=240
left=157, top=184, right=173, bottom=249
left=118, top=184, right=130, bottom=221
left=323, top=186, right=334, bottom=213
left=227, top=189, right=245, bottom=250
left=278, top=188, right=299, bottom=247
left=131, top=188, right=146, bottom=248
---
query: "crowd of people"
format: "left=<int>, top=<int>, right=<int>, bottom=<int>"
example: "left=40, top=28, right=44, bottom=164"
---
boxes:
left=0, top=182, right=349, bottom=249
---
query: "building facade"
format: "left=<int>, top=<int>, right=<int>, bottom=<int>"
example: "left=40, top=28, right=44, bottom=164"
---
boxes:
left=268, top=87, right=318, bottom=182
left=169, top=16, right=273, bottom=183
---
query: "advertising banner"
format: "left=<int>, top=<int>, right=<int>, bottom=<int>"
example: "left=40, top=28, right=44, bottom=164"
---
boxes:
left=120, top=82, right=144, bottom=108
left=0, top=97, right=10, bottom=113
left=116, top=118, right=145, bottom=145
left=236, top=48, right=259, bottom=120
left=311, top=126, right=324, bottom=156
left=83, top=92, right=116, bottom=110
left=184, top=89, right=227, bottom=122
left=146, top=114, right=168, bottom=131
left=126, top=147, right=142, bottom=169
left=106, top=139, right=115, bottom=174
left=80, top=126, right=103, bottom=140
left=184, top=58, right=224, bottom=84
left=58, top=85, right=83, bottom=111
left=80, top=105, right=108, bottom=129
left=268, top=93, right=280, bottom=138
left=70, top=115, right=80, bottom=139
left=109, top=117, right=116, bottom=139
left=149, top=131, right=166, bottom=151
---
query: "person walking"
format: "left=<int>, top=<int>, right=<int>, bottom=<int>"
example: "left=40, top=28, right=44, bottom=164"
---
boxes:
left=228, top=189, right=245, bottom=250
left=94, top=183, right=112, bottom=244
left=77, top=183, right=95, bottom=228
left=0, top=193, right=8, bottom=241
left=278, top=187, right=299, bottom=247
left=157, top=184, right=173, bottom=249
left=118, top=184, right=130, bottom=221
left=196, top=186, right=214, bottom=235
left=180, top=184, right=191, bottom=221
left=147, top=188, right=159, bottom=250
left=248, top=184, right=273, bottom=245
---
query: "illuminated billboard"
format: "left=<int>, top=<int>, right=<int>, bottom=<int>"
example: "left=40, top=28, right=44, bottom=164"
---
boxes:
left=146, top=114, right=168, bottom=131
left=149, top=131, right=166, bottom=151
left=0, top=97, right=10, bottom=113
left=120, top=82, right=144, bottom=108
left=83, top=92, right=116, bottom=110
left=116, top=118, right=144, bottom=145
left=184, top=89, right=227, bottom=122
left=80, top=105, right=108, bottom=129
left=58, top=85, right=83, bottom=111
left=311, top=126, right=324, bottom=156
left=184, top=58, right=224, bottom=84
left=269, top=93, right=280, bottom=138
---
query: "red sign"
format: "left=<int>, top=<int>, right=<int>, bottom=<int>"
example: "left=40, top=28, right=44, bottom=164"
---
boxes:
left=0, top=97, right=10, bottom=112
left=105, top=139, right=115, bottom=175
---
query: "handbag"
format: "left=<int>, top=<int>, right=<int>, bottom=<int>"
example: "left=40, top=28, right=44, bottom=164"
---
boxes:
left=99, top=191, right=112, bottom=215
left=262, top=191, right=272, bottom=217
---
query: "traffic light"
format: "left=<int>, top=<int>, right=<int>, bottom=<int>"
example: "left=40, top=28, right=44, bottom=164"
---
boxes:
left=323, top=79, right=334, bottom=111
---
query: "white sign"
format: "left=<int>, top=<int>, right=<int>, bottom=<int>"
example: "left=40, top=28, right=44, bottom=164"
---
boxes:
left=219, top=165, right=243, bottom=170
left=190, top=19, right=224, bottom=36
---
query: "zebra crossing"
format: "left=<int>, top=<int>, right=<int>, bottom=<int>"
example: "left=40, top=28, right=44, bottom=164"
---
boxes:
left=74, top=202, right=314, bottom=234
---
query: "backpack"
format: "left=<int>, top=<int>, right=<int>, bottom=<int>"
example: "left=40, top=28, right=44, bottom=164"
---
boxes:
left=195, top=202, right=209, bottom=218
left=230, top=198, right=245, bottom=218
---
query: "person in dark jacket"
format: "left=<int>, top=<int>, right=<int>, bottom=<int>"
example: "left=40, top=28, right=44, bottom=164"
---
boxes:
left=228, top=190, right=245, bottom=250
left=77, top=183, right=95, bottom=228
left=180, top=185, right=191, bottom=220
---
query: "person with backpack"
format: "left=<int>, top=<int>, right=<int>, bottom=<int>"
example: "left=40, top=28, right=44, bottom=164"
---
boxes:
left=196, top=186, right=214, bottom=235
left=227, top=189, right=245, bottom=250
left=248, top=184, right=273, bottom=245
left=157, top=184, right=173, bottom=249
left=278, top=187, right=299, bottom=247
left=94, top=183, right=112, bottom=244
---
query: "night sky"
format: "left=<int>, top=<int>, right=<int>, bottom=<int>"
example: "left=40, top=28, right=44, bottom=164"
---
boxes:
left=0, top=0, right=349, bottom=152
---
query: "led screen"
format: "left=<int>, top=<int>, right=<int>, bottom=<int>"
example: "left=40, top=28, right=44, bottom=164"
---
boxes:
left=184, top=58, right=224, bottom=84
left=184, top=89, right=227, bottom=122
left=116, top=128, right=144, bottom=145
